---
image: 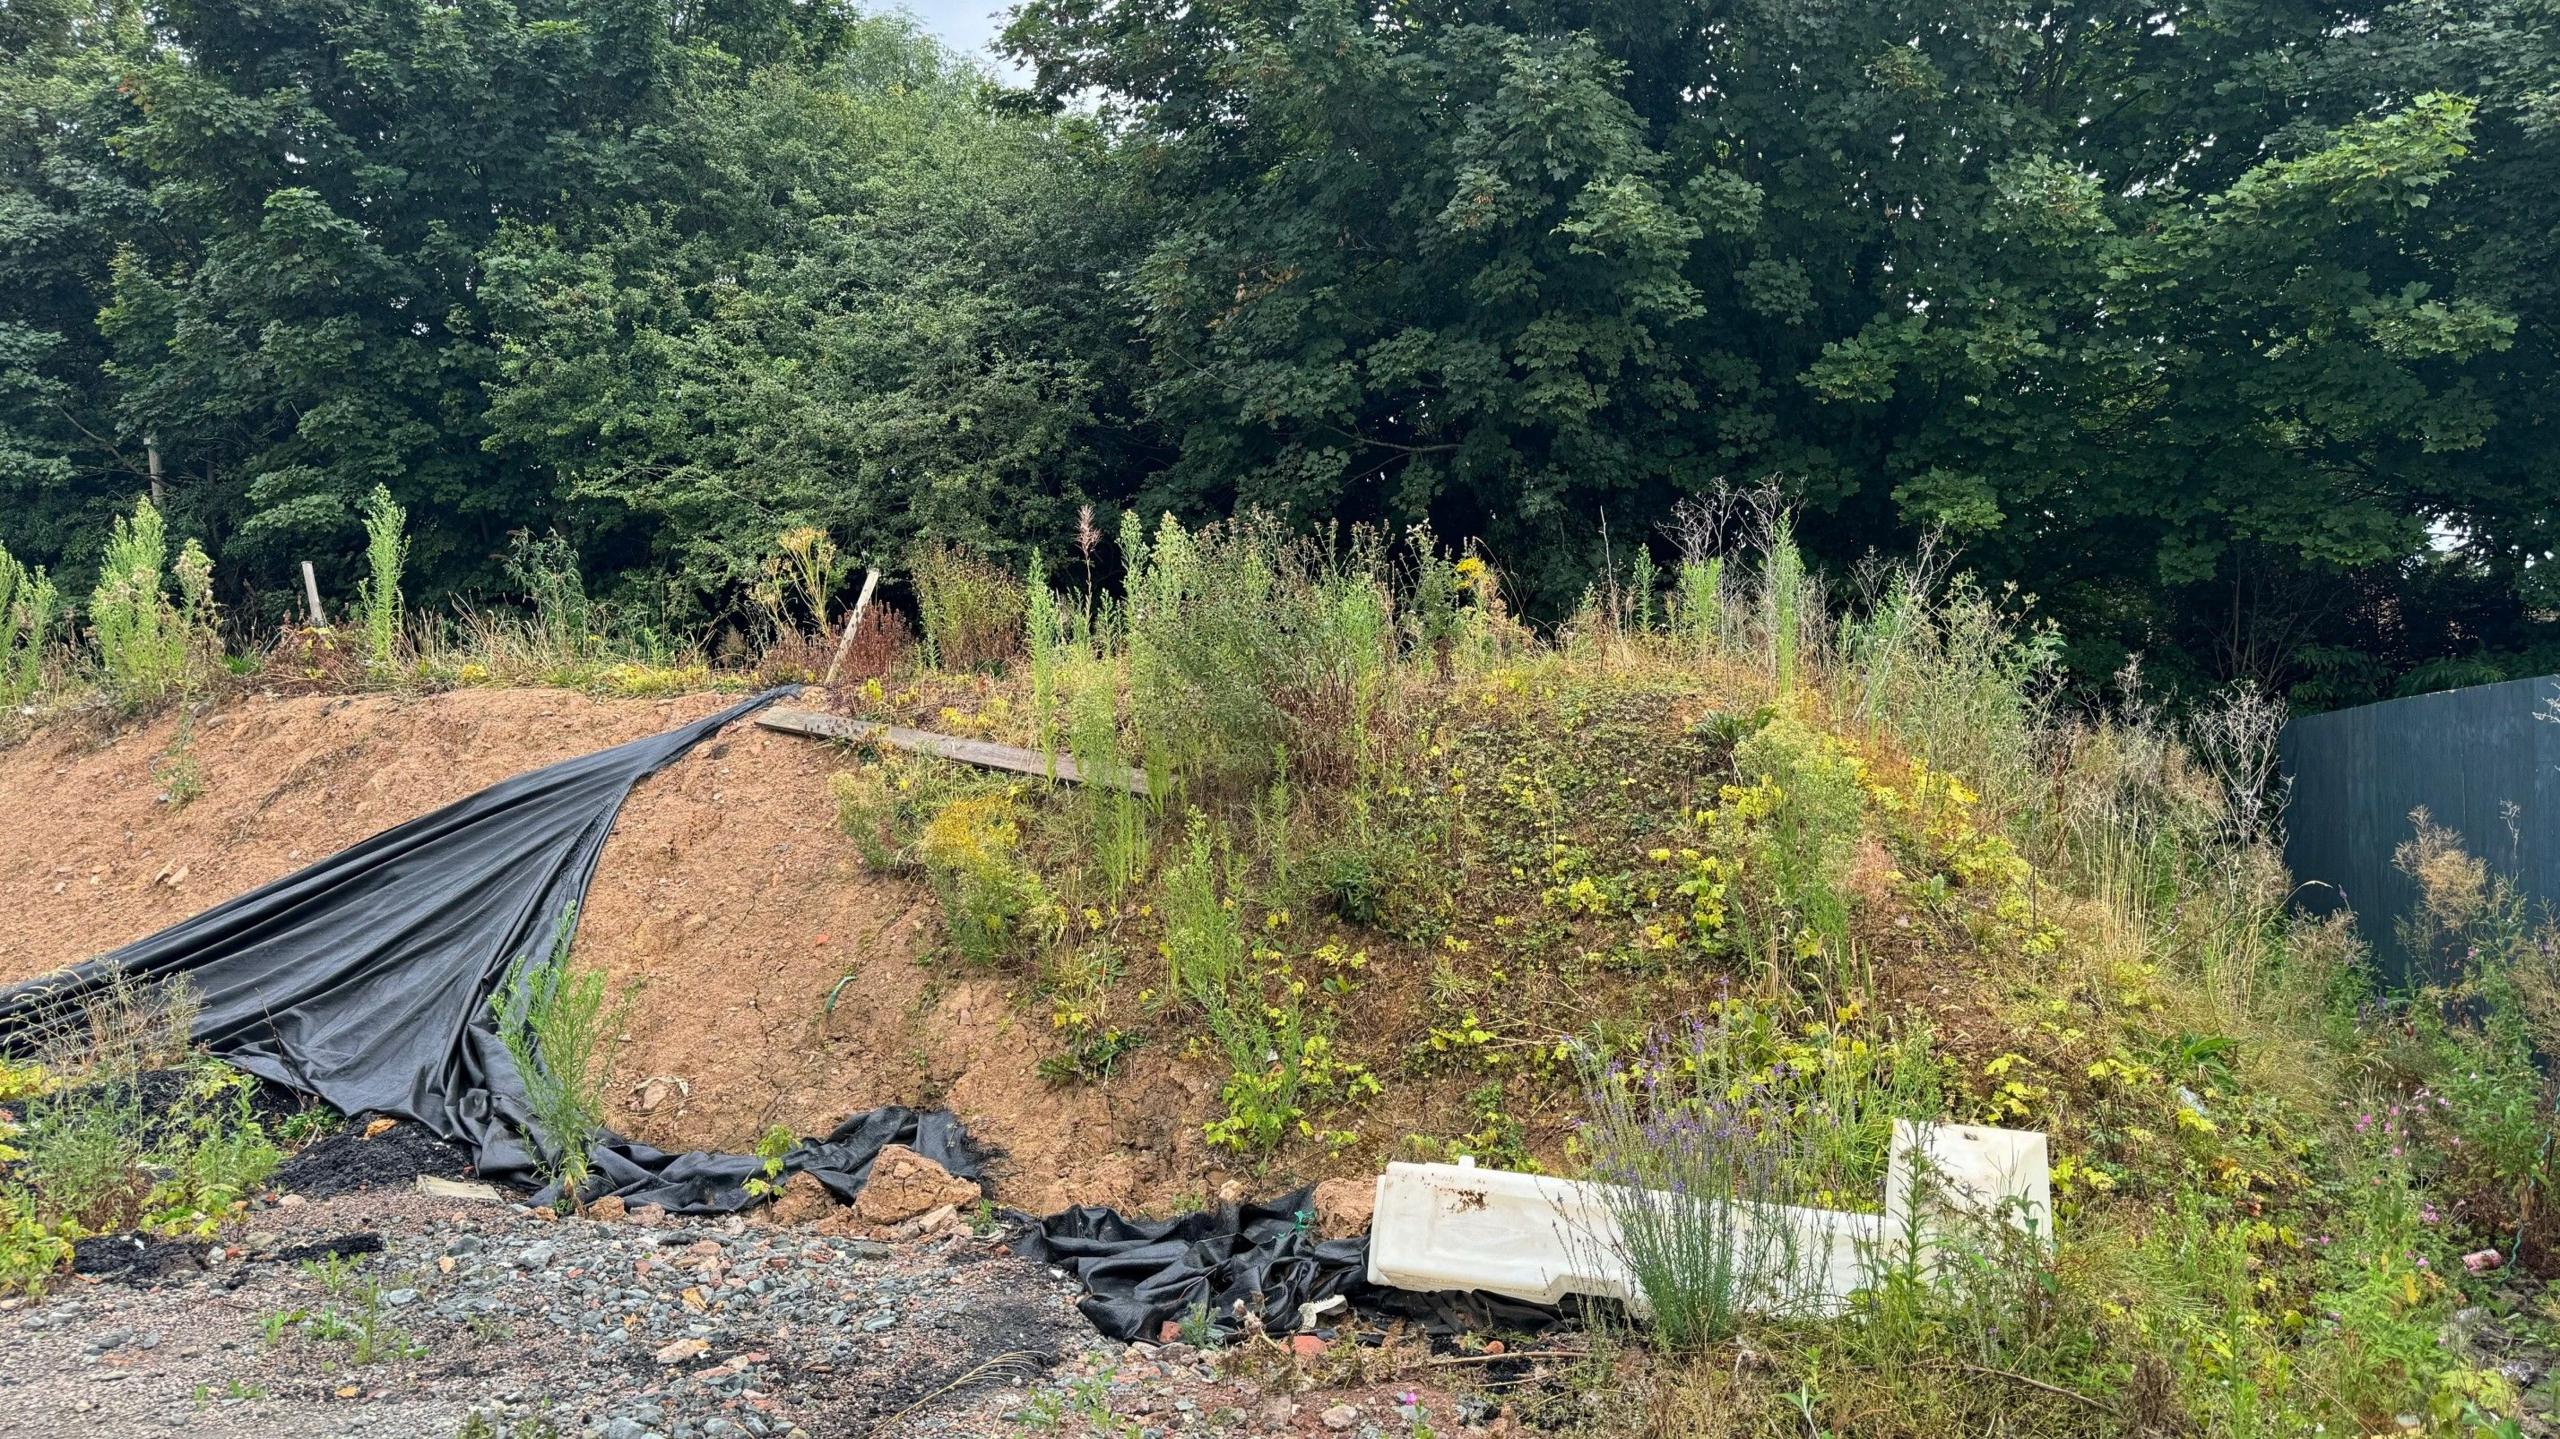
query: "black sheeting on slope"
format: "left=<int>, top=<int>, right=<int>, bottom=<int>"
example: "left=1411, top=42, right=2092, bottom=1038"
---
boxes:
left=1017, top=1191, right=1570, bottom=1341
left=0, top=686, right=986, bottom=1211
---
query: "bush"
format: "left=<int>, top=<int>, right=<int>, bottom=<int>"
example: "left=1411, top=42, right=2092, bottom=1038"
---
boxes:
left=0, top=1191, right=76, bottom=1295
left=491, top=908, right=632, bottom=1201
left=88, top=497, right=217, bottom=707
left=1121, top=512, right=1399, bottom=796
left=912, top=541, right=1025, bottom=672
left=501, top=529, right=597, bottom=663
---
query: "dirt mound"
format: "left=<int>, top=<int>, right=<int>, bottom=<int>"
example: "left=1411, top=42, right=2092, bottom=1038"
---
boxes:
left=0, top=688, right=1216, bottom=1214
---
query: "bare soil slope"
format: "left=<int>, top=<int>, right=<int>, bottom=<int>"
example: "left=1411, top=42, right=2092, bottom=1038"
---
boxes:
left=0, top=690, right=1213, bottom=1213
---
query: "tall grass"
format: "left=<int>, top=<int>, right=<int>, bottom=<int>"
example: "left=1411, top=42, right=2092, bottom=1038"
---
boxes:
left=913, top=540, right=1024, bottom=672
left=1119, top=512, right=1400, bottom=796
left=1573, top=1007, right=1932, bottom=1349
left=0, top=542, right=59, bottom=705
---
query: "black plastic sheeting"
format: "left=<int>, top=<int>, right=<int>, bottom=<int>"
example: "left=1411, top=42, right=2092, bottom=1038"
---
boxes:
left=1018, top=1190, right=1569, bottom=1342
left=0, top=686, right=985, bottom=1211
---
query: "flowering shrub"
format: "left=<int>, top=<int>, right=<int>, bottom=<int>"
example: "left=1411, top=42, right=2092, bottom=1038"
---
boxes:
left=917, top=792, right=1057, bottom=965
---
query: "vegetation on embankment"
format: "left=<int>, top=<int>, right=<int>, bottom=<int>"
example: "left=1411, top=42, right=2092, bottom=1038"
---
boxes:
left=823, top=508, right=2555, bottom=1436
left=3, top=491, right=2554, bottom=1435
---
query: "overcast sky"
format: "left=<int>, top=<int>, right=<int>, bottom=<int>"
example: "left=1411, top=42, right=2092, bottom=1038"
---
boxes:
left=897, top=0, right=1024, bottom=80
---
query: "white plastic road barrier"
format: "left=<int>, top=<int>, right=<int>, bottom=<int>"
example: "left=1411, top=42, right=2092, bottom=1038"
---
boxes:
left=1366, top=1120, right=2049, bottom=1319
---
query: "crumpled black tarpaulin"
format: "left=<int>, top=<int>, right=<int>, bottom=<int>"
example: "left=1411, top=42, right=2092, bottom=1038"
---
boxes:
left=0, top=686, right=986, bottom=1211
left=1015, top=1190, right=1569, bottom=1341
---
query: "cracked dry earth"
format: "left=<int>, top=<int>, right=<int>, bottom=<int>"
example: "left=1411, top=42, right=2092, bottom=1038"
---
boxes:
left=0, top=1177, right=1496, bottom=1439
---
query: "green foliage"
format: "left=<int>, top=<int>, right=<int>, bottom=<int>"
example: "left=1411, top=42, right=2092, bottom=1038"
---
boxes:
left=88, top=497, right=214, bottom=707
left=915, top=790, right=1056, bottom=966
left=269, top=1254, right=425, bottom=1365
left=1573, top=1006, right=1936, bottom=1350
left=0, top=0, right=2554, bottom=700
left=481, top=24, right=1138, bottom=609
left=912, top=542, right=1027, bottom=673
left=1121, top=514, right=1398, bottom=796
left=152, top=716, right=203, bottom=807
left=12, top=1078, right=144, bottom=1229
left=1159, top=811, right=1244, bottom=1004
left=1065, top=660, right=1146, bottom=894
left=500, top=530, right=597, bottom=665
left=744, top=1123, right=795, bottom=1201
left=491, top=908, right=631, bottom=1201
left=1200, top=968, right=1373, bottom=1155
left=1025, top=552, right=1065, bottom=752
left=747, top=524, right=849, bottom=640
left=354, top=484, right=406, bottom=670
left=1761, top=515, right=1809, bottom=693
left=2389, top=818, right=2560, bottom=1249
left=141, top=1064, right=282, bottom=1237
left=0, top=1190, right=75, bottom=1296
left=1838, top=562, right=2059, bottom=824
left=5, top=1047, right=283, bottom=1264
left=0, top=541, right=59, bottom=704
left=1672, top=558, right=1723, bottom=658
left=1728, top=716, right=1868, bottom=973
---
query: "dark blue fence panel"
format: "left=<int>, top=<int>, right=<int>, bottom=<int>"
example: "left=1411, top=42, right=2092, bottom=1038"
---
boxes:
left=2280, top=674, right=2560, bottom=983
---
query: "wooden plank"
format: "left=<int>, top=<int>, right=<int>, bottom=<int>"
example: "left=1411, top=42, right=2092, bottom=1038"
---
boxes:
left=756, top=705, right=1149, bottom=795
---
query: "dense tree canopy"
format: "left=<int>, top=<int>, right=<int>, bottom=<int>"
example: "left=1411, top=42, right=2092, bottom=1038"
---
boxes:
left=2, top=0, right=2554, bottom=701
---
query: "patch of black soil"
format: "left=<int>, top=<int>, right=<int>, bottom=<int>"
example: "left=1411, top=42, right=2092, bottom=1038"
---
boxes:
left=71, top=1231, right=209, bottom=1282
left=268, top=1121, right=473, bottom=1200
left=270, top=1231, right=385, bottom=1265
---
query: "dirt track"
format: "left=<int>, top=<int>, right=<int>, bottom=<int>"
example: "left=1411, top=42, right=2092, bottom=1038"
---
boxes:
left=0, top=689, right=1218, bottom=1214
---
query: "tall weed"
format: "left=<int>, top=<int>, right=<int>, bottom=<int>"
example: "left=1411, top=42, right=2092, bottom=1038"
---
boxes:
left=912, top=541, right=1024, bottom=672
left=1122, top=513, right=1399, bottom=796
left=501, top=529, right=598, bottom=664
left=1026, top=552, right=1065, bottom=754
left=354, top=484, right=407, bottom=672
left=89, top=498, right=216, bottom=707
left=0, top=542, right=60, bottom=704
left=1159, top=810, right=1243, bottom=1002
left=1066, top=660, right=1145, bottom=893
left=491, top=908, right=632, bottom=1201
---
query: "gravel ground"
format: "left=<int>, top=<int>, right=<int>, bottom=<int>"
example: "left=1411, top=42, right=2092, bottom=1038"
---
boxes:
left=0, top=1177, right=1507, bottom=1439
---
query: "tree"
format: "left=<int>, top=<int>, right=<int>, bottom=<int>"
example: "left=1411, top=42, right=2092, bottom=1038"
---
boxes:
left=1005, top=0, right=2552, bottom=702
left=482, top=15, right=1148, bottom=613
left=87, top=0, right=858, bottom=617
left=0, top=0, right=153, bottom=592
